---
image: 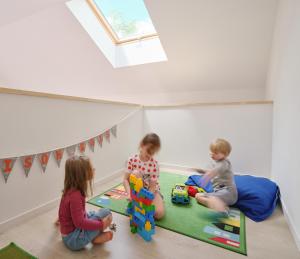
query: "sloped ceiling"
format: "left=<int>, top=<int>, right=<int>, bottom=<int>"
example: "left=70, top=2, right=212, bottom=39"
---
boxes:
left=0, top=0, right=64, bottom=26
left=0, top=0, right=278, bottom=104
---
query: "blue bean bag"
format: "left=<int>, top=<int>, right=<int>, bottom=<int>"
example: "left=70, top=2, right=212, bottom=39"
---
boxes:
left=185, top=174, right=279, bottom=222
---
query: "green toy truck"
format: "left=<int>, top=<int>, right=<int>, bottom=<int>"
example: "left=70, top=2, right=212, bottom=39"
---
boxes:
left=171, top=184, right=190, bottom=205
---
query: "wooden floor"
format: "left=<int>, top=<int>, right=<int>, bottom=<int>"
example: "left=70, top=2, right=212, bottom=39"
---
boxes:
left=0, top=174, right=299, bottom=259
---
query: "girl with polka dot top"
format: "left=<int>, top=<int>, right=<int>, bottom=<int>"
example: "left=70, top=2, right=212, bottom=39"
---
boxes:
left=123, top=133, right=165, bottom=220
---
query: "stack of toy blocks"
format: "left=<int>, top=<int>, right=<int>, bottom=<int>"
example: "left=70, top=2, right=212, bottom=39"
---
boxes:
left=127, top=174, right=155, bottom=241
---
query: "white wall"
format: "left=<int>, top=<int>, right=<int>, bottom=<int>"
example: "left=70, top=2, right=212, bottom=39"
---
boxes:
left=0, top=93, right=143, bottom=225
left=144, top=104, right=273, bottom=177
left=266, top=0, right=300, bottom=250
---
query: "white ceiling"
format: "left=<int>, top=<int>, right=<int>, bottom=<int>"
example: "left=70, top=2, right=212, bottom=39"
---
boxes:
left=0, top=0, right=64, bottom=26
left=0, top=0, right=278, bottom=104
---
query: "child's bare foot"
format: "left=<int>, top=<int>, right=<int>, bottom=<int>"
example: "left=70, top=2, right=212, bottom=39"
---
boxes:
left=207, top=197, right=227, bottom=212
left=92, top=231, right=113, bottom=244
left=195, top=194, right=227, bottom=213
left=102, top=214, right=113, bottom=229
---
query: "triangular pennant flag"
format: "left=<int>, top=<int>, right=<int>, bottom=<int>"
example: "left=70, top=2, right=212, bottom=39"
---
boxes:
left=97, top=134, right=103, bottom=147
left=20, top=155, right=35, bottom=177
left=88, top=138, right=95, bottom=152
left=66, top=145, right=76, bottom=157
left=0, top=157, right=17, bottom=183
left=78, top=141, right=86, bottom=154
left=54, top=149, right=64, bottom=167
left=110, top=125, right=117, bottom=138
left=38, top=152, right=50, bottom=173
left=105, top=130, right=110, bottom=143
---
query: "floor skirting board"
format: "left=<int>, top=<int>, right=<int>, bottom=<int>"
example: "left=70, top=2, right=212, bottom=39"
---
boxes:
left=280, top=198, right=300, bottom=251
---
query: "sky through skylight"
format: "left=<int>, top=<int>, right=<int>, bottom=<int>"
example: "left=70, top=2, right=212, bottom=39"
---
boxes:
left=93, top=0, right=157, bottom=41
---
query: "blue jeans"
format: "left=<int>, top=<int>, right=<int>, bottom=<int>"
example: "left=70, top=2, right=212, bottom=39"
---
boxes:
left=62, top=208, right=111, bottom=251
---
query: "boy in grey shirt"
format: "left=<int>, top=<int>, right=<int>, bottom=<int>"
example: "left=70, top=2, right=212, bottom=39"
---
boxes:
left=195, top=139, right=238, bottom=213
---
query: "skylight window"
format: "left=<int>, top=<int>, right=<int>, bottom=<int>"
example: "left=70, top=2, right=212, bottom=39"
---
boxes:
left=67, top=0, right=167, bottom=67
left=87, top=0, right=158, bottom=44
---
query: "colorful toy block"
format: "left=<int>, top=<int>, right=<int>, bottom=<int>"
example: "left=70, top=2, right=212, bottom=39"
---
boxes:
left=127, top=174, right=155, bottom=241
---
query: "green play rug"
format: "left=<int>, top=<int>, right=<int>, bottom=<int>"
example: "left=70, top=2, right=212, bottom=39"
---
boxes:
left=0, top=242, right=37, bottom=259
left=88, top=172, right=247, bottom=255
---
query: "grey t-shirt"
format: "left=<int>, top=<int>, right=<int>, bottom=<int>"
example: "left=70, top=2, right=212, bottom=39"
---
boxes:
left=209, top=159, right=236, bottom=191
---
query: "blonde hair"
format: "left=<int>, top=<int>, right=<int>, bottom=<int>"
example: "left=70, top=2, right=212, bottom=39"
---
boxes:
left=210, top=138, right=232, bottom=156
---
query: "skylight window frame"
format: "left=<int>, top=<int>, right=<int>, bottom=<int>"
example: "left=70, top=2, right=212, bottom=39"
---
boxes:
left=86, top=0, right=158, bottom=45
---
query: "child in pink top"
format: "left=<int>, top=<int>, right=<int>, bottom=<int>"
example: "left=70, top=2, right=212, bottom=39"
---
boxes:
left=58, top=156, right=113, bottom=251
left=123, top=133, right=165, bottom=220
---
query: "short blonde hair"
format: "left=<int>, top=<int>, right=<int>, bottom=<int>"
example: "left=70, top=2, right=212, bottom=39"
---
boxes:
left=210, top=138, right=232, bottom=156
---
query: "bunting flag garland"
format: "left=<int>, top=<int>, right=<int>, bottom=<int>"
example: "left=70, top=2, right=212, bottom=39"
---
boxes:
left=66, top=145, right=76, bottom=157
left=105, top=130, right=110, bottom=143
left=54, top=149, right=64, bottom=167
left=111, top=125, right=117, bottom=137
left=20, top=155, right=35, bottom=177
left=38, top=152, right=50, bottom=172
left=88, top=138, right=95, bottom=152
left=79, top=142, right=86, bottom=154
left=97, top=134, right=103, bottom=147
left=0, top=115, right=126, bottom=183
left=0, top=157, right=17, bottom=183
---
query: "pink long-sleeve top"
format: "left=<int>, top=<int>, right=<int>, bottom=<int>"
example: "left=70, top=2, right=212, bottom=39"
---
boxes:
left=58, top=189, right=103, bottom=235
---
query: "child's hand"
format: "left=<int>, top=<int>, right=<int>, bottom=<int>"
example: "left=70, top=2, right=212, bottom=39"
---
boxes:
left=148, top=178, right=157, bottom=192
left=196, top=168, right=206, bottom=174
left=132, top=169, right=142, bottom=178
left=190, top=167, right=206, bottom=174
left=126, top=194, right=132, bottom=201
left=102, top=214, right=113, bottom=230
left=201, top=170, right=217, bottom=187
